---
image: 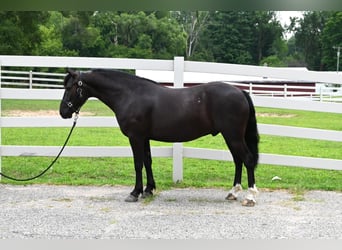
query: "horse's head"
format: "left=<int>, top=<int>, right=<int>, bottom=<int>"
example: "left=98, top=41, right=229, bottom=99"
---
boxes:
left=60, top=69, right=88, bottom=119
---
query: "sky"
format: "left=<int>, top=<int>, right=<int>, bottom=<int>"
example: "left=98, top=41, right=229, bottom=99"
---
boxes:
left=276, top=11, right=304, bottom=39
left=277, top=11, right=304, bottom=26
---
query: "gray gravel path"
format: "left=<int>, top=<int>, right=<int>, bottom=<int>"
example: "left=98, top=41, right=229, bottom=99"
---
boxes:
left=0, top=184, right=341, bottom=239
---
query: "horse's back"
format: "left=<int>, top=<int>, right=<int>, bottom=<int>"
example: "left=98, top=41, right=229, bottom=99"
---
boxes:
left=205, top=81, right=246, bottom=98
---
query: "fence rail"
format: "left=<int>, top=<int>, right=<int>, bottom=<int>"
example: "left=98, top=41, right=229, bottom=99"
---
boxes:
left=1, top=70, right=342, bottom=101
left=1, top=56, right=341, bottom=183
left=1, top=116, right=342, bottom=142
left=4, top=69, right=341, bottom=98
left=1, top=70, right=65, bottom=89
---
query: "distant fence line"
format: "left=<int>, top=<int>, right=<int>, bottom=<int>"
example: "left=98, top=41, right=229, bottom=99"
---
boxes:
left=0, top=56, right=341, bottom=182
left=1, top=70, right=65, bottom=89
left=1, top=68, right=341, bottom=102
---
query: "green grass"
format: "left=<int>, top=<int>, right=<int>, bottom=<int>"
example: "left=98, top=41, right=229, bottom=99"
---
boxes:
left=256, top=107, right=342, bottom=130
left=0, top=99, right=341, bottom=191
left=2, top=156, right=341, bottom=191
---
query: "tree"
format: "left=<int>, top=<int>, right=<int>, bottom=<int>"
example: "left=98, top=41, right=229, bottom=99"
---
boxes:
left=200, top=12, right=251, bottom=64
left=196, top=11, right=283, bottom=65
left=173, top=11, right=209, bottom=59
left=92, top=11, right=186, bottom=59
left=321, top=12, right=342, bottom=71
left=253, top=11, right=284, bottom=63
left=149, top=15, right=186, bottom=58
left=61, top=12, right=106, bottom=57
left=36, top=11, right=78, bottom=56
left=0, top=11, right=48, bottom=55
left=289, top=11, right=332, bottom=70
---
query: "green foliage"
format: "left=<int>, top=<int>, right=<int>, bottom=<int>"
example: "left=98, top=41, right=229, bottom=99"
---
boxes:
left=36, top=12, right=78, bottom=56
left=0, top=11, right=48, bottom=55
left=92, top=11, right=186, bottom=59
left=197, top=11, right=283, bottom=65
left=260, top=55, right=287, bottom=67
left=288, top=11, right=342, bottom=71
left=61, top=15, right=106, bottom=57
left=0, top=11, right=341, bottom=71
left=322, top=12, right=342, bottom=71
left=172, top=11, right=209, bottom=58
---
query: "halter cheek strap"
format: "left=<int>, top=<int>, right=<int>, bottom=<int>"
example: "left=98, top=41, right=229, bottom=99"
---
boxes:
left=77, top=71, right=85, bottom=97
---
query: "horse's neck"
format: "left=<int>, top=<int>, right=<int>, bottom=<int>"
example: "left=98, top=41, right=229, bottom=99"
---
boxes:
left=84, top=73, right=128, bottom=113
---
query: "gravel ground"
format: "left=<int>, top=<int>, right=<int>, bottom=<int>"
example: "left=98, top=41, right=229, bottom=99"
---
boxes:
left=0, top=184, right=341, bottom=239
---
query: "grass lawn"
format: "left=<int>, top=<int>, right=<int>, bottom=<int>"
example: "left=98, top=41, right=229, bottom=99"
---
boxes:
left=0, top=99, right=341, bottom=191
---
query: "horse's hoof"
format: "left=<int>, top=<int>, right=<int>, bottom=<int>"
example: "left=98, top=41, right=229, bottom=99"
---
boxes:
left=225, top=193, right=237, bottom=201
left=141, top=191, right=153, bottom=199
left=226, top=184, right=242, bottom=201
left=124, top=194, right=139, bottom=202
left=242, top=199, right=256, bottom=207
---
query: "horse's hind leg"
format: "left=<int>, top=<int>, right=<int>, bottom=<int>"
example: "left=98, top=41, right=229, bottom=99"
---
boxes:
left=242, top=164, right=258, bottom=207
left=223, top=133, right=258, bottom=206
left=142, top=139, right=156, bottom=198
left=226, top=155, right=243, bottom=201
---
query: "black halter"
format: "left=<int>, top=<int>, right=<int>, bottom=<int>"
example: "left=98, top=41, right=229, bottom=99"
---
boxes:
left=64, top=72, right=85, bottom=113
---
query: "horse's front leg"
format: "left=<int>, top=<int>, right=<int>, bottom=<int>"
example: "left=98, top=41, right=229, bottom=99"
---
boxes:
left=125, top=137, right=145, bottom=202
left=141, top=139, right=156, bottom=198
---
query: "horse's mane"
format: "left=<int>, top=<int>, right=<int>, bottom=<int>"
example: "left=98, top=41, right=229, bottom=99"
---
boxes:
left=91, top=69, right=159, bottom=85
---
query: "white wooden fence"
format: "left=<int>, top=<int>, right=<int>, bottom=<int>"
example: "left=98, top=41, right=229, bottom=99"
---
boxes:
left=1, top=69, right=65, bottom=89
left=2, top=66, right=342, bottom=102
left=1, top=56, right=342, bottom=182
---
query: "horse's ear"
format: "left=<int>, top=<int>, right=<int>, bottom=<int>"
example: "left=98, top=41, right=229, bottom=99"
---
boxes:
left=66, top=68, right=78, bottom=78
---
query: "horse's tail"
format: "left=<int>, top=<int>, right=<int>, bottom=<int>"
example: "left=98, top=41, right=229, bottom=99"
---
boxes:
left=242, top=91, right=259, bottom=169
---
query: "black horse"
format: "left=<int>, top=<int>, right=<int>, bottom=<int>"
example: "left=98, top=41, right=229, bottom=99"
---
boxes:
left=60, top=69, right=259, bottom=206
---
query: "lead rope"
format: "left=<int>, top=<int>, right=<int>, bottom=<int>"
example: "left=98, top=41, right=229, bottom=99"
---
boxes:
left=0, top=112, right=79, bottom=182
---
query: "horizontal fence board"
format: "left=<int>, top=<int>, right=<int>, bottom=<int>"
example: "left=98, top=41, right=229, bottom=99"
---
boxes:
left=258, top=124, right=342, bottom=142
left=1, top=88, right=341, bottom=113
left=183, top=147, right=233, bottom=161
left=252, top=95, right=342, bottom=114
left=259, top=153, right=342, bottom=171
left=2, top=56, right=342, bottom=84
left=183, top=147, right=342, bottom=171
left=0, top=55, right=174, bottom=71
left=0, top=116, right=118, bottom=128
left=2, top=116, right=341, bottom=142
left=1, top=88, right=64, bottom=100
left=185, top=60, right=342, bottom=84
left=0, top=146, right=172, bottom=158
left=1, top=146, right=341, bottom=171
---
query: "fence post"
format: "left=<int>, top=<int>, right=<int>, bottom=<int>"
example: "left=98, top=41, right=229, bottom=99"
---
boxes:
left=29, top=70, right=33, bottom=89
left=173, top=57, right=184, bottom=88
left=172, top=57, right=184, bottom=182
left=0, top=62, right=2, bottom=181
left=172, top=143, right=183, bottom=182
left=284, top=84, right=287, bottom=97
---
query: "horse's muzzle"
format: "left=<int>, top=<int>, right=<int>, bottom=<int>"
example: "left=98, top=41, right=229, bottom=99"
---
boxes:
left=59, top=108, right=73, bottom=119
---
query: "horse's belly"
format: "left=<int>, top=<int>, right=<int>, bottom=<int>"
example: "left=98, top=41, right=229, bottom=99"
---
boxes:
left=150, top=121, right=214, bottom=142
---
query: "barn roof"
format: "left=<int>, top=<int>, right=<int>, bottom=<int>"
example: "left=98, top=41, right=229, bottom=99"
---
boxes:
left=136, top=68, right=311, bottom=84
